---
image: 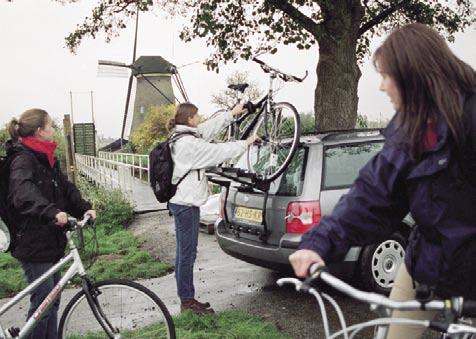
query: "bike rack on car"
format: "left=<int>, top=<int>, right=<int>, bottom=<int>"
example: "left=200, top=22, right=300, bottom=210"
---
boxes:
left=206, top=167, right=271, bottom=242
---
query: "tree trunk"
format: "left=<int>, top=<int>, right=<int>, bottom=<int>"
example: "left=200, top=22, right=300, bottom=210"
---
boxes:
left=314, top=2, right=363, bottom=131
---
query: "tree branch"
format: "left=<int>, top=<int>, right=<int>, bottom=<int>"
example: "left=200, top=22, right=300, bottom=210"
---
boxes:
left=265, top=0, right=321, bottom=38
left=358, top=0, right=410, bottom=36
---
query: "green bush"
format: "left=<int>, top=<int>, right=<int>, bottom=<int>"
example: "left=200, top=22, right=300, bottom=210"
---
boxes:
left=0, top=128, right=8, bottom=156
left=300, top=112, right=316, bottom=134
left=77, top=177, right=134, bottom=235
left=130, top=104, right=175, bottom=154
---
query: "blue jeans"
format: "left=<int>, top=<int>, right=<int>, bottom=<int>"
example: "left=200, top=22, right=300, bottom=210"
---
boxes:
left=20, top=262, right=61, bottom=339
left=168, top=203, right=200, bottom=300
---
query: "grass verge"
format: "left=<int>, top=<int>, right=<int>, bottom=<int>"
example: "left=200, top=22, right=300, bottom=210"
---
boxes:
left=64, top=310, right=290, bottom=339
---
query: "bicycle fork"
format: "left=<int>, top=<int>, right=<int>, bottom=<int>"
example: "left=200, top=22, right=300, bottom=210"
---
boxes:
left=81, top=277, right=119, bottom=339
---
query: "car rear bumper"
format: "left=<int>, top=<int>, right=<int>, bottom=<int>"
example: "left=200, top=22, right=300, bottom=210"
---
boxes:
left=215, top=219, right=361, bottom=277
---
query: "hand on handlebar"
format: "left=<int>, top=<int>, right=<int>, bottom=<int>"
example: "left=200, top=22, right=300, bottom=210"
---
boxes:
left=245, top=134, right=261, bottom=146
left=84, top=209, right=96, bottom=221
left=231, top=103, right=247, bottom=117
left=289, top=249, right=326, bottom=278
left=55, top=211, right=68, bottom=227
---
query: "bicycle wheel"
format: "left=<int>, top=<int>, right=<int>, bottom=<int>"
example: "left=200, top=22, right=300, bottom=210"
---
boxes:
left=58, top=279, right=175, bottom=339
left=209, top=109, right=234, bottom=142
left=247, top=102, right=300, bottom=182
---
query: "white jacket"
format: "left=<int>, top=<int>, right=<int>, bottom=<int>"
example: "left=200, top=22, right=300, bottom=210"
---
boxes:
left=169, top=111, right=248, bottom=206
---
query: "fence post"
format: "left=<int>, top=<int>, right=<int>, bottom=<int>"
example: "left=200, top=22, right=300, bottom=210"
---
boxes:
left=63, top=114, right=76, bottom=184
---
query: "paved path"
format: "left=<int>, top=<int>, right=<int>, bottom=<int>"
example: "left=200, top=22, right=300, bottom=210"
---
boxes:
left=130, top=176, right=167, bottom=212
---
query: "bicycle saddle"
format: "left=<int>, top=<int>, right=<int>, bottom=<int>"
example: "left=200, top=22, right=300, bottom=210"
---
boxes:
left=228, top=83, right=249, bottom=93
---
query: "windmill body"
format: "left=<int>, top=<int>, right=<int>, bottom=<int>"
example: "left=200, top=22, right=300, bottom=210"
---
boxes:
left=130, top=56, right=175, bottom=134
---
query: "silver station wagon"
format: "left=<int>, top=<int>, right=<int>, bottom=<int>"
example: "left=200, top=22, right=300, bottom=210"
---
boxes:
left=213, top=129, right=412, bottom=294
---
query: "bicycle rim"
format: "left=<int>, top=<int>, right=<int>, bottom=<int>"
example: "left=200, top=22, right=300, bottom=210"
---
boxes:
left=247, top=102, right=300, bottom=182
left=59, top=279, right=175, bottom=339
left=210, top=109, right=234, bottom=142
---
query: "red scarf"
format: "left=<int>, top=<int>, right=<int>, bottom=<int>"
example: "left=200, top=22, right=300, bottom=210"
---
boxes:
left=21, top=136, right=57, bottom=168
left=423, top=122, right=437, bottom=151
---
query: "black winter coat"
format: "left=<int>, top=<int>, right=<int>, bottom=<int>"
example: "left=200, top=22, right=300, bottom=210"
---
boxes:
left=6, top=141, right=91, bottom=263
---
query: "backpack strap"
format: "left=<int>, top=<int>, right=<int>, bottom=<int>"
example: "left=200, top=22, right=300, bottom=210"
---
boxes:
left=168, top=130, right=199, bottom=143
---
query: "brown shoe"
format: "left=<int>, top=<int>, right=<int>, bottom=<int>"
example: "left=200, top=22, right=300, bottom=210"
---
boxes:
left=181, top=299, right=215, bottom=314
left=190, top=298, right=211, bottom=308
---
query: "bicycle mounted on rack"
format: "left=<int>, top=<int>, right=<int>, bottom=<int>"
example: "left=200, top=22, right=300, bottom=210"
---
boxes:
left=207, top=57, right=307, bottom=242
left=278, top=264, right=476, bottom=339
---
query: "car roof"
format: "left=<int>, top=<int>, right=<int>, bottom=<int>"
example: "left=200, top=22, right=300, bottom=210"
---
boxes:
left=299, top=128, right=385, bottom=146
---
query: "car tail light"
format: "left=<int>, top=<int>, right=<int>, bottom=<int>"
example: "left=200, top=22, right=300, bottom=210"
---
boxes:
left=285, top=201, right=321, bottom=234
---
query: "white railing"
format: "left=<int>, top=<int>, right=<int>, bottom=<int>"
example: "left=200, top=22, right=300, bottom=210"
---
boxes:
left=98, top=151, right=149, bottom=183
left=75, top=153, right=133, bottom=200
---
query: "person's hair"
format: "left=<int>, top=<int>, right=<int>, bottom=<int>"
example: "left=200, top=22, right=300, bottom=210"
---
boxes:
left=167, top=103, right=199, bottom=131
left=373, top=23, right=475, bottom=160
left=7, top=108, right=50, bottom=141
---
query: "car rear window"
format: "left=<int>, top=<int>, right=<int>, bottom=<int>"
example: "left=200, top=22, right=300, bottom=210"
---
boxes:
left=271, top=147, right=307, bottom=196
left=235, top=146, right=307, bottom=196
left=322, top=141, right=383, bottom=189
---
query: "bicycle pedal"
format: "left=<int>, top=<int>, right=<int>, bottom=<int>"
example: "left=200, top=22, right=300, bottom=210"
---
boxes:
left=8, top=327, right=20, bottom=337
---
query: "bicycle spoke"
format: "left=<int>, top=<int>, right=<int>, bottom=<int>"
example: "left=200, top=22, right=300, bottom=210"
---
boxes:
left=60, top=281, right=175, bottom=339
left=246, top=102, right=300, bottom=181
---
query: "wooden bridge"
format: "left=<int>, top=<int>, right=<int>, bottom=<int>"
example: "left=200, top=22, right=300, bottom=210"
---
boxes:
left=75, top=152, right=166, bottom=212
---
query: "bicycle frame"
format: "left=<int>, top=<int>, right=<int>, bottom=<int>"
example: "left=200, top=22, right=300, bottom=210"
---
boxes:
left=278, top=268, right=476, bottom=339
left=0, top=228, right=87, bottom=339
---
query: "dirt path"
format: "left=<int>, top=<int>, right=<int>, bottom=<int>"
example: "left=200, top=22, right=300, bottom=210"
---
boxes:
left=130, top=210, right=177, bottom=266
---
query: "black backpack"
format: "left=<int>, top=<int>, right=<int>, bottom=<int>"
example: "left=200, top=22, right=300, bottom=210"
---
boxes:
left=0, top=151, right=24, bottom=252
left=149, top=131, right=198, bottom=203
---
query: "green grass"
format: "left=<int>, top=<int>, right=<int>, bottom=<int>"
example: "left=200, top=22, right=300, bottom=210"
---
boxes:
left=174, top=310, right=290, bottom=339
left=0, top=254, right=26, bottom=297
left=64, top=310, right=290, bottom=339
left=0, top=177, right=171, bottom=298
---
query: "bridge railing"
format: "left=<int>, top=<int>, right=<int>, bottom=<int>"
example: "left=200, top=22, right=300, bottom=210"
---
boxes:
left=75, top=153, right=133, bottom=200
left=98, top=151, right=149, bottom=183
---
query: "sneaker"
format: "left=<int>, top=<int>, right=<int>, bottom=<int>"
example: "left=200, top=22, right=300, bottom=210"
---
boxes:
left=181, top=299, right=215, bottom=314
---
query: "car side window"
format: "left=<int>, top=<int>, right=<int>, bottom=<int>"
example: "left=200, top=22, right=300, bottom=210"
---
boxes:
left=323, top=141, right=383, bottom=189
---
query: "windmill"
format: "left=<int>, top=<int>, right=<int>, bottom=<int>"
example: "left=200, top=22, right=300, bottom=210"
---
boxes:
left=98, top=9, right=189, bottom=144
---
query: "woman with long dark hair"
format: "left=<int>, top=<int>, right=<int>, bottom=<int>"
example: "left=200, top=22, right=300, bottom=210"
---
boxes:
left=6, top=109, right=96, bottom=339
left=290, top=23, right=475, bottom=338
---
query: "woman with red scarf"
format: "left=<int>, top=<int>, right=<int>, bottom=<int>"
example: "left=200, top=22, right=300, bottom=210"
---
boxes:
left=6, top=108, right=96, bottom=339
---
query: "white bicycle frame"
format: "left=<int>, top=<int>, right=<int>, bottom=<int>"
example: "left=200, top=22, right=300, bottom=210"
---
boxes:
left=0, top=220, right=88, bottom=339
left=278, top=269, right=476, bottom=339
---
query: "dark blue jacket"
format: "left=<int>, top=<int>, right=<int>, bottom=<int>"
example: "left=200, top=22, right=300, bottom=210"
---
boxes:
left=300, top=92, right=476, bottom=299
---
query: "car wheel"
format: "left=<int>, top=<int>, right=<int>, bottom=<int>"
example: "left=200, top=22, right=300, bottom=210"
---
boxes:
left=359, top=232, right=407, bottom=295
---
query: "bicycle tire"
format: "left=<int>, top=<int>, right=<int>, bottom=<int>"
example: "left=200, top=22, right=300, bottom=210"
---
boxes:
left=209, top=109, right=234, bottom=142
left=246, top=102, right=300, bottom=182
left=58, top=279, right=175, bottom=339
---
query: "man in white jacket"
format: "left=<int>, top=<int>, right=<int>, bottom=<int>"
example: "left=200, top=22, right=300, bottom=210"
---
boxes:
left=167, top=102, right=258, bottom=314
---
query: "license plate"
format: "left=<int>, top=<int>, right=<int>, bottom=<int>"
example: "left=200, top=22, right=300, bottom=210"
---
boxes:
left=234, top=207, right=263, bottom=223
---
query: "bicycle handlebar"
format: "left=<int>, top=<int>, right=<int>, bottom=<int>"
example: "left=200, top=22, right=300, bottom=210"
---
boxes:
left=66, top=215, right=92, bottom=231
left=304, top=263, right=476, bottom=316
left=277, top=264, right=476, bottom=337
left=252, top=57, right=308, bottom=83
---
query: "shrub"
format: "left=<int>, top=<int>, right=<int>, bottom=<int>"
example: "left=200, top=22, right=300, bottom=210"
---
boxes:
left=77, top=177, right=134, bottom=234
left=130, top=105, right=175, bottom=154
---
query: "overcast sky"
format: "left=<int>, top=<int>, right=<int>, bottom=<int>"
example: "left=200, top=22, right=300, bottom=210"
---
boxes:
left=0, top=0, right=475, bottom=138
